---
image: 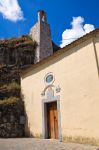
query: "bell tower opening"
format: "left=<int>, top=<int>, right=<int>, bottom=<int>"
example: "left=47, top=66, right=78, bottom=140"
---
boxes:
left=38, top=10, right=47, bottom=23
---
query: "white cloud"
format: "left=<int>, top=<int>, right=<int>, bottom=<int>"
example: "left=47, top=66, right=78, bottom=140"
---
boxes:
left=0, top=0, right=24, bottom=22
left=60, top=16, right=95, bottom=48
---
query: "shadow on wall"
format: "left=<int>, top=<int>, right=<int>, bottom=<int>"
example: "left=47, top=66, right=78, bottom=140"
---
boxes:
left=21, top=93, right=34, bottom=137
left=0, top=99, right=25, bottom=138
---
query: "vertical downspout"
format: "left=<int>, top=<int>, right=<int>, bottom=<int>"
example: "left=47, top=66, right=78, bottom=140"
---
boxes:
left=92, top=37, right=99, bottom=77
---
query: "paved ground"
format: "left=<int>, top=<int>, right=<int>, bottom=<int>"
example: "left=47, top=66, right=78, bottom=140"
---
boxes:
left=0, top=138, right=99, bottom=150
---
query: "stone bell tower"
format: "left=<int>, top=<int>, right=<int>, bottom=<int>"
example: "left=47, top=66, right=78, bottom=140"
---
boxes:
left=30, top=10, right=53, bottom=63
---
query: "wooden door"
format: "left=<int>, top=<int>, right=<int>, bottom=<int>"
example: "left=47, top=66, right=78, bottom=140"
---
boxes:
left=47, top=102, right=58, bottom=139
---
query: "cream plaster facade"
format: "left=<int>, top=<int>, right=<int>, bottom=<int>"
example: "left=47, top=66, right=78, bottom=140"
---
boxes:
left=21, top=31, right=99, bottom=144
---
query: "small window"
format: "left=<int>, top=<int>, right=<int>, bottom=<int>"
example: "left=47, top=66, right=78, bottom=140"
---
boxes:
left=46, top=75, right=53, bottom=83
left=42, top=16, right=45, bottom=22
left=44, top=73, right=54, bottom=85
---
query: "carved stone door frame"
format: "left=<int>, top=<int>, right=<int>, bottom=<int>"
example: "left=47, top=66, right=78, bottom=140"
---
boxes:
left=42, top=91, right=62, bottom=141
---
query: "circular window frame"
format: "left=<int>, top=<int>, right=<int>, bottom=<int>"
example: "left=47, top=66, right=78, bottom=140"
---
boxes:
left=44, top=72, right=55, bottom=85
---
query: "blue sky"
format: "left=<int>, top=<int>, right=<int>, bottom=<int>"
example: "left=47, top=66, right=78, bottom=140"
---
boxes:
left=0, top=0, right=99, bottom=47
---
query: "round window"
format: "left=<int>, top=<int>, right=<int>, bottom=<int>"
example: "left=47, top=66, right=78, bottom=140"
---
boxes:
left=45, top=73, right=54, bottom=84
left=46, top=75, right=53, bottom=83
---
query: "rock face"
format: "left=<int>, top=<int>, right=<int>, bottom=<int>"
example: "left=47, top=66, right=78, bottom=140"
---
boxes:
left=0, top=101, right=25, bottom=138
left=0, top=35, right=59, bottom=67
left=0, top=66, right=25, bottom=138
left=0, top=35, right=37, bottom=67
left=0, top=66, right=20, bottom=87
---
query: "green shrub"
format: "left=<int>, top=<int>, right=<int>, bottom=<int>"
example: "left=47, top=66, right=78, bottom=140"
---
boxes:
left=0, top=82, right=20, bottom=91
left=7, top=82, right=20, bottom=91
left=0, top=97, right=19, bottom=105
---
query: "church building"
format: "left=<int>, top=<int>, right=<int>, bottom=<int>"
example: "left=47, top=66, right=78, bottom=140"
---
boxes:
left=21, top=10, right=99, bottom=143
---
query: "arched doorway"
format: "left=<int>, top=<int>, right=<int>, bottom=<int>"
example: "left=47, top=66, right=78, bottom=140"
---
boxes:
left=42, top=86, right=62, bottom=140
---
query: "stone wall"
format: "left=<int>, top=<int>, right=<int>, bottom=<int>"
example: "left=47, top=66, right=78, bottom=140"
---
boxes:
left=40, top=21, right=53, bottom=60
left=0, top=101, right=25, bottom=138
left=0, top=65, right=20, bottom=87
left=30, top=10, right=53, bottom=63
left=0, top=35, right=36, bottom=66
left=0, top=35, right=59, bottom=66
left=0, top=66, right=25, bottom=138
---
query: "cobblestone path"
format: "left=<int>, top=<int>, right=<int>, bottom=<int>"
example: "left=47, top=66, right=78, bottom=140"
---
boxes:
left=0, top=138, right=99, bottom=150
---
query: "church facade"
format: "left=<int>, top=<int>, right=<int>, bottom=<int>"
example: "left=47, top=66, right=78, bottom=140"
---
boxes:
left=21, top=11, right=99, bottom=144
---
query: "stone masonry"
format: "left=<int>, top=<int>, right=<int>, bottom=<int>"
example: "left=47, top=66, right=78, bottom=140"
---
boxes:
left=0, top=66, right=25, bottom=138
left=30, top=10, right=53, bottom=63
left=0, top=102, right=25, bottom=138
